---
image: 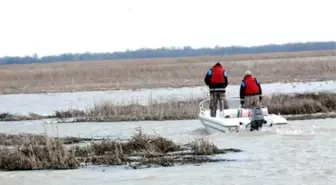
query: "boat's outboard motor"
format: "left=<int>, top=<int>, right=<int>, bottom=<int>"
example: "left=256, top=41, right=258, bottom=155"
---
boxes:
left=250, top=107, right=267, bottom=131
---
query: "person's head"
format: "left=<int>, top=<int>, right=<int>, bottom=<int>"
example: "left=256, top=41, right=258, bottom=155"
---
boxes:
left=212, top=62, right=222, bottom=68
left=245, top=70, right=252, bottom=76
left=214, top=62, right=221, bottom=66
left=243, top=70, right=253, bottom=79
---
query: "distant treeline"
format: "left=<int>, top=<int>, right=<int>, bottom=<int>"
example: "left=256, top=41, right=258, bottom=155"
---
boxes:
left=0, top=41, right=335, bottom=65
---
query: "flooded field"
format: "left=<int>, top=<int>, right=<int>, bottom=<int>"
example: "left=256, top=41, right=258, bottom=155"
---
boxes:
left=1, top=80, right=336, bottom=116
left=0, top=118, right=335, bottom=185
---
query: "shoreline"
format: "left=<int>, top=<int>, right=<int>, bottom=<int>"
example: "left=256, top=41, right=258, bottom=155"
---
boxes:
left=46, top=112, right=336, bottom=123
left=1, top=92, right=335, bottom=123
left=1, top=112, right=336, bottom=123
left=2, top=80, right=336, bottom=117
left=0, top=79, right=334, bottom=96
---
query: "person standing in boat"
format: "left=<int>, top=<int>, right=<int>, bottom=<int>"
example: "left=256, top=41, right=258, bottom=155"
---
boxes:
left=239, top=70, right=262, bottom=109
left=204, top=62, right=228, bottom=117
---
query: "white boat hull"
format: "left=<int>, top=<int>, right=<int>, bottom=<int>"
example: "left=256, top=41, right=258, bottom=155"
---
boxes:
left=198, top=98, right=288, bottom=133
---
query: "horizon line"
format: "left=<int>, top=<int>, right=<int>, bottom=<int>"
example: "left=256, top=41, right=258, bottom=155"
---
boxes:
left=1, top=40, right=335, bottom=58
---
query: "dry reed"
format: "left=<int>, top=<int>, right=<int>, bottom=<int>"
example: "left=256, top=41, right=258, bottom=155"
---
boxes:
left=189, top=138, right=220, bottom=155
left=0, top=133, right=100, bottom=146
left=74, top=130, right=241, bottom=168
left=61, top=92, right=336, bottom=122
left=0, top=113, right=47, bottom=121
left=264, top=92, right=336, bottom=115
left=1, top=92, right=335, bottom=122
left=85, top=98, right=201, bottom=121
left=0, top=136, right=78, bottom=171
left=0, top=50, right=335, bottom=94
left=0, top=129, right=241, bottom=170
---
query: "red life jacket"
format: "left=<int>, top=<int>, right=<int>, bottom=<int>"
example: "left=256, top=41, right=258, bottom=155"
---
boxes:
left=244, top=75, right=259, bottom=95
left=210, top=65, right=226, bottom=84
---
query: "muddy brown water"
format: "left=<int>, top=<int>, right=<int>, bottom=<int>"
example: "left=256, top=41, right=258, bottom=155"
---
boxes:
left=0, top=118, right=335, bottom=185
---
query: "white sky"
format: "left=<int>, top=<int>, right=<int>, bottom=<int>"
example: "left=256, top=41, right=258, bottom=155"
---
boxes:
left=0, top=0, right=335, bottom=57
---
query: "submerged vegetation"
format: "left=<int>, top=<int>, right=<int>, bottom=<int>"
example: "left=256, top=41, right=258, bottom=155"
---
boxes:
left=0, top=129, right=241, bottom=171
left=1, top=92, right=335, bottom=122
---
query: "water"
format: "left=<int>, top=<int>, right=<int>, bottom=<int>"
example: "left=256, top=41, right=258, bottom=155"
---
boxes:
left=1, top=80, right=335, bottom=115
left=0, top=118, right=335, bottom=185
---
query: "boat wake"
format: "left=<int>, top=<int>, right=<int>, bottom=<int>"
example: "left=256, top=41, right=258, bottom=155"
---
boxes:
left=190, top=125, right=316, bottom=138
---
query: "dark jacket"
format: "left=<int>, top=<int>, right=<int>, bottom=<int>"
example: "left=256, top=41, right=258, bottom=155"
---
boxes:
left=204, top=63, right=228, bottom=92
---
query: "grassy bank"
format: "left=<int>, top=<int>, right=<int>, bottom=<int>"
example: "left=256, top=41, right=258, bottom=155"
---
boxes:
left=1, top=92, right=336, bottom=122
left=0, top=130, right=241, bottom=171
left=93, top=92, right=336, bottom=120
left=0, top=50, right=335, bottom=94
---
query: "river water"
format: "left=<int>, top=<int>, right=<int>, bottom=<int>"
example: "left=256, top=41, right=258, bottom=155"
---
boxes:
left=0, top=118, right=335, bottom=185
left=1, top=80, right=335, bottom=115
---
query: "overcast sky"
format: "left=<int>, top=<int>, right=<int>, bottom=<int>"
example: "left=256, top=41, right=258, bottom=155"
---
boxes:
left=0, top=0, right=335, bottom=57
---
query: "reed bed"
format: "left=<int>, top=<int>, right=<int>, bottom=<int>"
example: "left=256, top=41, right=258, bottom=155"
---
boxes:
left=263, top=92, right=336, bottom=115
left=1, top=92, right=335, bottom=122
left=0, top=136, right=78, bottom=170
left=57, top=92, right=336, bottom=122
left=0, top=129, right=241, bottom=171
left=0, top=50, right=335, bottom=94
left=0, top=133, right=100, bottom=146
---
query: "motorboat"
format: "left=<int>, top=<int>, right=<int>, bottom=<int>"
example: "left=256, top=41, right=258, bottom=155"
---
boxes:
left=198, top=97, right=287, bottom=133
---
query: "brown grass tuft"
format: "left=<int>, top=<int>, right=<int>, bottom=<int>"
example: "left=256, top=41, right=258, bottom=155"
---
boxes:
left=89, top=128, right=180, bottom=157
left=264, top=92, right=336, bottom=115
left=189, top=138, right=220, bottom=155
left=0, top=133, right=48, bottom=146
left=0, top=129, right=242, bottom=170
left=0, top=50, right=335, bottom=94
left=0, top=133, right=99, bottom=146
left=123, top=128, right=180, bottom=154
left=0, top=137, right=78, bottom=171
left=85, top=98, right=201, bottom=121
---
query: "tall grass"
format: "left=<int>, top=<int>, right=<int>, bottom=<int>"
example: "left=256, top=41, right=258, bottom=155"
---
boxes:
left=55, top=92, right=336, bottom=122
left=0, top=130, right=242, bottom=170
left=0, top=50, right=335, bottom=94
left=0, top=136, right=78, bottom=170
left=86, top=98, right=201, bottom=121
left=264, top=92, right=336, bottom=115
left=1, top=92, right=335, bottom=122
